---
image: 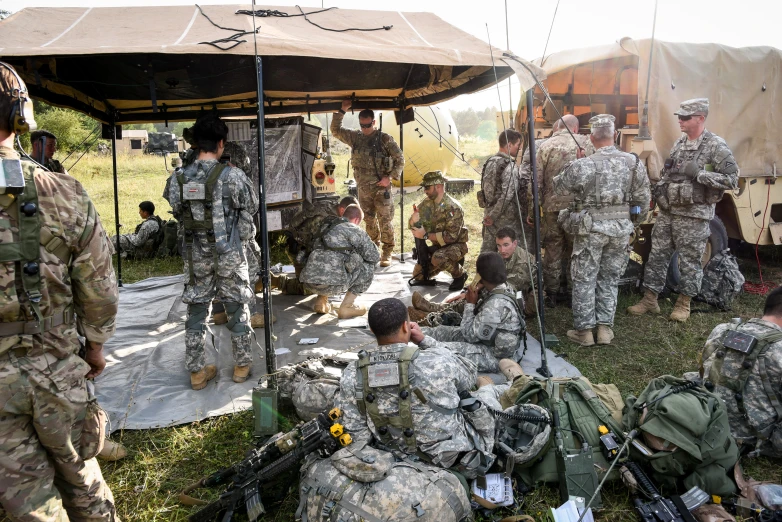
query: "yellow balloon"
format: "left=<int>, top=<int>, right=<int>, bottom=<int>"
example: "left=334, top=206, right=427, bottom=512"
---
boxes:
left=378, top=105, right=459, bottom=187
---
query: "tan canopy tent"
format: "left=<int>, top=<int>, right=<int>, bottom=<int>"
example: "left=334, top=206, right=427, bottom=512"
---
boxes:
left=0, top=5, right=543, bottom=123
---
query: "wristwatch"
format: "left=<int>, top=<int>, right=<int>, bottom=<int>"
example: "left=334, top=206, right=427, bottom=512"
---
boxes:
left=338, top=108, right=346, bottom=114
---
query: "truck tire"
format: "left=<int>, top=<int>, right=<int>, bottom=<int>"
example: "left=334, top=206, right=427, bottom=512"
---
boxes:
left=665, top=216, right=728, bottom=292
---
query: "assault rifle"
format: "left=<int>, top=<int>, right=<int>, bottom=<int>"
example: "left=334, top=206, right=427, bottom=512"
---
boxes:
left=183, top=408, right=352, bottom=522
left=624, top=461, right=709, bottom=522
left=410, top=236, right=437, bottom=286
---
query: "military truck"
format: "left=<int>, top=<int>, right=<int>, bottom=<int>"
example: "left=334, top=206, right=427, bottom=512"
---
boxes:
left=516, top=37, right=782, bottom=287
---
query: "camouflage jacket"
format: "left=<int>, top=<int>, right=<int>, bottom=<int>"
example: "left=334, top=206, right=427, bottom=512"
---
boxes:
left=330, top=112, right=404, bottom=186
left=505, top=246, right=535, bottom=292
left=481, top=153, right=518, bottom=222
left=702, top=318, right=782, bottom=457
left=554, top=145, right=651, bottom=237
left=661, top=130, right=739, bottom=220
left=299, top=221, right=379, bottom=287
left=287, top=200, right=340, bottom=250
left=0, top=147, right=118, bottom=356
left=536, top=130, right=594, bottom=213
left=123, top=216, right=160, bottom=250
left=462, top=283, right=523, bottom=358
left=412, top=193, right=468, bottom=246
left=334, top=338, right=483, bottom=467
left=164, top=158, right=258, bottom=272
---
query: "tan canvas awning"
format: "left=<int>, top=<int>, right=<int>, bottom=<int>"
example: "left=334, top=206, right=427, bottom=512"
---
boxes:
left=0, top=5, right=544, bottom=123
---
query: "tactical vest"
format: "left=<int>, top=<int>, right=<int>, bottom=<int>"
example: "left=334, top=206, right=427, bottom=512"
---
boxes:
left=578, top=150, right=638, bottom=221
left=354, top=346, right=427, bottom=453
left=661, top=131, right=724, bottom=207
left=0, top=161, right=73, bottom=336
left=702, top=322, right=782, bottom=448
left=313, top=216, right=350, bottom=252
left=351, top=131, right=391, bottom=176
left=177, top=163, right=227, bottom=284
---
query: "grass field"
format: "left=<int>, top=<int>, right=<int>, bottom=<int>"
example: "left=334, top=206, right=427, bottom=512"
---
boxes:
left=12, top=145, right=782, bottom=521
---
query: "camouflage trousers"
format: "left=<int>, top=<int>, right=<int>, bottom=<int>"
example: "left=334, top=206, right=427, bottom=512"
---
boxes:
left=244, top=238, right=262, bottom=284
left=643, top=211, right=710, bottom=297
left=570, top=232, right=630, bottom=330
left=412, top=243, right=467, bottom=280
left=117, top=234, right=153, bottom=259
left=185, top=308, right=253, bottom=373
left=358, top=180, right=395, bottom=255
left=302, top=261, right=375, bottom=297
left=421, top=326, right=501, bottom=372
left=0, top=350, right=119, bottom=521
left=542, top=211, right=573, bottom=294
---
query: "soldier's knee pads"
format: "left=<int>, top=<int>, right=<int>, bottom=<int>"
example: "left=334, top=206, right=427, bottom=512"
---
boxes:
left=186, top=303, right=209, bottom=333
left=224, top=302, right=252, bottom=336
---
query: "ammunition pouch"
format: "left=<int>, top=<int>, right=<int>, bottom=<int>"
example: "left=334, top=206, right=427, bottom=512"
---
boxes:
left=659, top=180, right=723, bottom=207
left=653, top=182, right=670, bottom=210
left=80, top=395, right=107, bottom=460
left=557, top=208, right=592, bottom=236
left=476, top=189, right=487, bottom=209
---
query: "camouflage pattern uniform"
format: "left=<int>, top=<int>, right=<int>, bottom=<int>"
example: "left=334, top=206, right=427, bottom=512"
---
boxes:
left=553, top=119, right=651, bottom=331
left=644, top=99, right=739, bottom=297
left=480, top=153, right=523, bottom=252
left=331, top=112, right=404, bottom=256
left=334, top=338, right=495, bottom=477
left=410, top=179, right=468, bottom=281
left=422, top=283, right=523, bottom=372
left=164, top=159, right=258, bottom=373
left=118, top=216, right=160, bottom=258
left=300, top=221, right=379, bottom=297
left=536, top=130, right=594, bottom=295
left=701, top=319, right=782, bottom=458
left=0, top=147, right=120, bottom=521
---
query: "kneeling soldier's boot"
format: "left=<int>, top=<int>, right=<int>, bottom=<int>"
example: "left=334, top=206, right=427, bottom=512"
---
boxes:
left=627, top=288, right=661, bottom=315
left=499, top=359, right=524, bottom=382
left=337, top=292, right=367, bottom=319
left=191, top=364, right=217, bottom=390
left=669, top=294, right=691, bottom=323
left=313, top=294, right=331, bottom=314
left=250, top=313, right=276, bottom=328
left=596, top=325, right=614, bottom=345
left=566, top=329, right=595, bottom=346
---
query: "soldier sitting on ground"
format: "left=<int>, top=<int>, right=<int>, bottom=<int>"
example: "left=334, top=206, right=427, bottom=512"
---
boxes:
left=299, top=204, right=379, bottom=318
left=409, top=170, right=469, bottom=291
left=418, top=252, right=524, bottom=373
left=116, top=200, right=163, bottom=259
left=334, top=298, right=496, bottom=478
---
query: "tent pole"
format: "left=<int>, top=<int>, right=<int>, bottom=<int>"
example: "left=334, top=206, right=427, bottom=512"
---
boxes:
left=399, top=113, right=404, bottom=262
left=110, top=121, right=123, bottom=287
left=255, top=56, right=276, bottom=387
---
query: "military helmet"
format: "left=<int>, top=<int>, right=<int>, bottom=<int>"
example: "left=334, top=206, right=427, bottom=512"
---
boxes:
left=495, top=403, right=552, bottom=466
left=421, top=170, right=446, bottom=187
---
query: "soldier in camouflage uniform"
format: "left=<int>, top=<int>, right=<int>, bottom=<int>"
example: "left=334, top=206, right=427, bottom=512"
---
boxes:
left=421, top=253, right=524, bottom=372
left=479, top=129, right=524, bottom=253
left=334, top=298, right=496, bottom=478
left=629, top=98, right=739, bottom=322
left=0, top=62, right=120, bottom=521
left=696, top=287, right=782, bottom=458
left=30, top=129, right=66, bottom=174
left=164, top=113, right=259, bottom=388
left=409, top=171, right=468, bottom=291
left=300, top=205, right=379, bottom=318
left=117, top=200, right=161, bottom=259
left=331, top=100, right=404, bottom=267
left=553, top=114, right=651, bottom=346
left=535, top=114, right=594, bottom=306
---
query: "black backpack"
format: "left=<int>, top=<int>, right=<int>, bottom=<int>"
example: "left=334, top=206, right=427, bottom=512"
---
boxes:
left=156, top=218, right=180, bottom=257
left=696, top=250, right=745, bottom=310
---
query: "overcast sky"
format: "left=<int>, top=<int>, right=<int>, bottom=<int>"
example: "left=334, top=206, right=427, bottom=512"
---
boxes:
left=1, top=0, right=779, bottom=111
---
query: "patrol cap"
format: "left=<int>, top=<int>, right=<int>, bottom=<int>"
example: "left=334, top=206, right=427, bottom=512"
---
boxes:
left=674, top=98, right=709, bottom=117
left=589, top=114, right=615, bottom=131
left=421, top=170, right=446, bottom=187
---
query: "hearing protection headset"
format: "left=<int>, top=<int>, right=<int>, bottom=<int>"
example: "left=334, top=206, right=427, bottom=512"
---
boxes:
left=0, top=61, right=37, bottom=135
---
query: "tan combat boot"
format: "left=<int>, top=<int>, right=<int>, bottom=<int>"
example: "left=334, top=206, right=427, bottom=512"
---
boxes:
left=250, top=313, right=276, bottom=328
left=191, top=364, right=217, bottom=390
left=627, top=289, right=661, bottom=316
left=411, top=291, right=446, bottom=313
left=233, top=365, right=251, bottom=383
left=379, top=251, right=393, bottom=267
left=313, top=294, right=332, bottom=314
left=337, top=292, right=367, bottom=319
left=98, top=439, right=128, bottom=461
left=669, top=295, right=692, bottom=322
left=476, top=376, right=495, bottom=388
left=407, top=306, right=431, bottom=326
left=499, top=359, right=524, bottom=382
left=212, top=311, right=228, bottom=325
left=596, top=325, right=614, bottom=345
left=567, top=329, right=595, bottom=346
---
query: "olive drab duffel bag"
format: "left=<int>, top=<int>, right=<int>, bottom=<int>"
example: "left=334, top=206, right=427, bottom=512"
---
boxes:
left=296, top=440, right=472, bottom=522
left=623, top=375, right=739, bottom=496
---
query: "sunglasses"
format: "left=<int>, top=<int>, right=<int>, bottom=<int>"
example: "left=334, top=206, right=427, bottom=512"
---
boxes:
left=677, top=115, right=700, bottom=121
left=359, top=122, right=374, bottom=129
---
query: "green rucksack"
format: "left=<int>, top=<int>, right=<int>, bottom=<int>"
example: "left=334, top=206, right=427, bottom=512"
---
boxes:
left=623, top=375, right=739, bottom=496
left=156, top=218, right=180, bottom=257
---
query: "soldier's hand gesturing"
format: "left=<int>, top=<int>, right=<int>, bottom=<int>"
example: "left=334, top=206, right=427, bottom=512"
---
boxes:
left=84, top=342, right=107, bottom=379
left=465, top=284, right=480, bottom=305
left=409, top=321, right=425, bottom=344
left=341, top=99, right=352, bottom=113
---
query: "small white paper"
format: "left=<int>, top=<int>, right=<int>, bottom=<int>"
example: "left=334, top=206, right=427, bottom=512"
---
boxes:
left=297, top=338, right=319, bottom=345
left=338, top=317, right=368, bottom=328
left=281, top=265, right=295, bottom=273
left=274, top=347, right=291, bottom=356
left=550, top=500, right=593, bottom=522
left=266, top=210, right=282, bottom=231
left=470, top=474, right=512, bottom=506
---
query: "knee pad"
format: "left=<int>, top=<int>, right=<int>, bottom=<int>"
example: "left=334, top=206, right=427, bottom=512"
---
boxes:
left=186, top=303, right=209, bottom=334
left=224, top=302, right=252, bottom=336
